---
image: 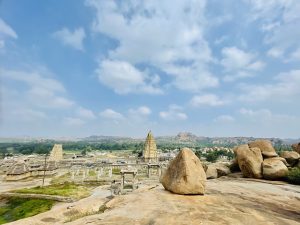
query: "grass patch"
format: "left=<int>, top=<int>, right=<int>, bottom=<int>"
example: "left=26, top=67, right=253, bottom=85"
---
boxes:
left=286, top=167, right=300, bottom=185
left=112, top=168, right=121, bottom=175
left=13, top=183, right=91, bottom=199
left=0, top=197, right=54, bottom=224
left=51, top=172, right=71, bottom=184
left=89, top=170, right=96, bottom=176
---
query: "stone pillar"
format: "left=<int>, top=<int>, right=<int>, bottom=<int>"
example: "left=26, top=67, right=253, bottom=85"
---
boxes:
left=82, top=170, right=86, bottom=181
left=121, top=174, right=125, bottom=190
left=147, top=166, right=150, bottom=178
left=133, top=173, right=136, bottom=190
left=109, top=167, right=112, bottom=178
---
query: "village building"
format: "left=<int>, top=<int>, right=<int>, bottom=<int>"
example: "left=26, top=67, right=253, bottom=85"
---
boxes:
left=143, top=131, right=158, bottom=162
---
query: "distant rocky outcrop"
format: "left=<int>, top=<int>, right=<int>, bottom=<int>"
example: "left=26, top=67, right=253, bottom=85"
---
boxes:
left=175, top=132, right=198, bottom=141
left=280, top=151, right=300, bottom=166
left=248, top=140, right=278, bottom=158
left=262, top=158, right=288, bottom=180
left=234, top=144, right=263, bottom=179
left=160, top=147, right=206, bottom=195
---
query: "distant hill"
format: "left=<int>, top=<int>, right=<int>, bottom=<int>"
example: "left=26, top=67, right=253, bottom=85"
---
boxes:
left=1, top=132, right=299, bottom=147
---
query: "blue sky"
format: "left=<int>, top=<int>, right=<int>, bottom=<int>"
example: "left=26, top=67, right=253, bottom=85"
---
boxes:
left=0, top=0, right=300, bottom=138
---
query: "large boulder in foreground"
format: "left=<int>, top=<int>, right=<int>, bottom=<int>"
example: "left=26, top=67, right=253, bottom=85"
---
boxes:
left=248, top=140, right=278, bottom=158
left=262, top=158, right=288, bottom=180
left=291, top=143, right=300, bottom=154
left=280, top=151, right=300, bottom=166
left=235, top=144, right=263, bottom=178
left=160, top=147, right=206, bottom=195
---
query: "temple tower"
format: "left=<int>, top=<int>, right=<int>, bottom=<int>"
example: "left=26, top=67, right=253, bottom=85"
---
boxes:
left=143, top=131, right=158, bottom=162
left=49, top=144, right=63, bottom=161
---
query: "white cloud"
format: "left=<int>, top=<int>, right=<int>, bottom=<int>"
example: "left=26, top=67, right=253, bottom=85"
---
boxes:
left=239, top=69, right=300, bottom=102
left=190, top=94, right=227, bottom=107
left=214, top=115, right=235, bottom=123
left=53, top=27, right=86, bottom=51
left=289, top=48, right=300, bottom=61
left=0, top=18, right=17, bottom=39
left=267, top=47, right=284, bottom=58
left=76, top=107, right=96, bottom=119
left=1, top=68, right=75, bottom=109
left=221, top=47, right=253, bottom=71
left=129, top=106, right=151, bottom=116
left=86, top=0, right=219, bottom=92
left=220, top=46, right=265, bottom=81
left=12, top=109, right=47, bottom=122
left=239, top=108, right=296, bottom=121
left=96, top=60, right=162, bottom=94
left=99, top=108, right=124, bottom=120
left=246, top=0, right=300, bottom=58
left=159, top=104, right=187, bottom=121
left=63, top=117, right=85, bottom=126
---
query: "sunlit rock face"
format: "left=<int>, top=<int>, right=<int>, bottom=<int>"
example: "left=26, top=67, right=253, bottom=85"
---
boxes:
left=234, top=144, right=263, bottom=179
left=262, top=158, right=288, bottom=180
left=160, top=147, right=206, bottom=195
left=248, top=140, right=278, bottom=158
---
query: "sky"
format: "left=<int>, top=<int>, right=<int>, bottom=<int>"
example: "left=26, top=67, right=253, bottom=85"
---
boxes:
left=0, top=0, right=300, bottom=138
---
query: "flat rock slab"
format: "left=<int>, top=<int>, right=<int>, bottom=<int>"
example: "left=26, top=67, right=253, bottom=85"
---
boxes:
left=69, top=178, right=300, bottom=225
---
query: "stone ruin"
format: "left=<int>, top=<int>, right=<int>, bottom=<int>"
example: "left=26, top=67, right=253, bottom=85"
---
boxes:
left=49, top=144, right=63, bottom=161
left=143, top=131, right=158, bottom=163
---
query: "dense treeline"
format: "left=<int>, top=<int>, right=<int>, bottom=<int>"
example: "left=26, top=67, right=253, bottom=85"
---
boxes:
left=195, top=149, right=235, bottom=162
left=0, top=140, right=292, bottom=158
left=0, top=141, right=145, bottom=157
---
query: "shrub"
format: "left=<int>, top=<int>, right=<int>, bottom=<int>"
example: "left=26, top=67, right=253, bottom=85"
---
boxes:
left=286, top=168, right=300, bottom=185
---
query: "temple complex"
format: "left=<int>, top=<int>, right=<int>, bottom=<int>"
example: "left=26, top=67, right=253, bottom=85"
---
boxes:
left=49, top=144, right=63, bottom=161
left=143, top=131, right=158, bottom=162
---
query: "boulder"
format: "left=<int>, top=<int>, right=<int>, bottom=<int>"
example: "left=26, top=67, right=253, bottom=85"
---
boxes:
left=270, top=156, right=289, bottom=166
left=206, top=165, right=218, bottom=179
left=160, top=147, right=206, bottom=195
left=291, top=143, right=300, bottom=154
left=279, top=151, right=300, bottom=166
left=235, top=144, right=263, bottom=178
left=262, top=158, right=288, bottom=180
left=205, top=163, right=231, bottom=179
left=248, top=140, right=278, bottom=158
left=215, top=163, right=231, bottom=177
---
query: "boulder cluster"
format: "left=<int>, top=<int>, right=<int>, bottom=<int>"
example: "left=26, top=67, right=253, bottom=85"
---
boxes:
left=234, top=140, right=300, bottom=180
left=160, top=141, right=300, bottom=195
